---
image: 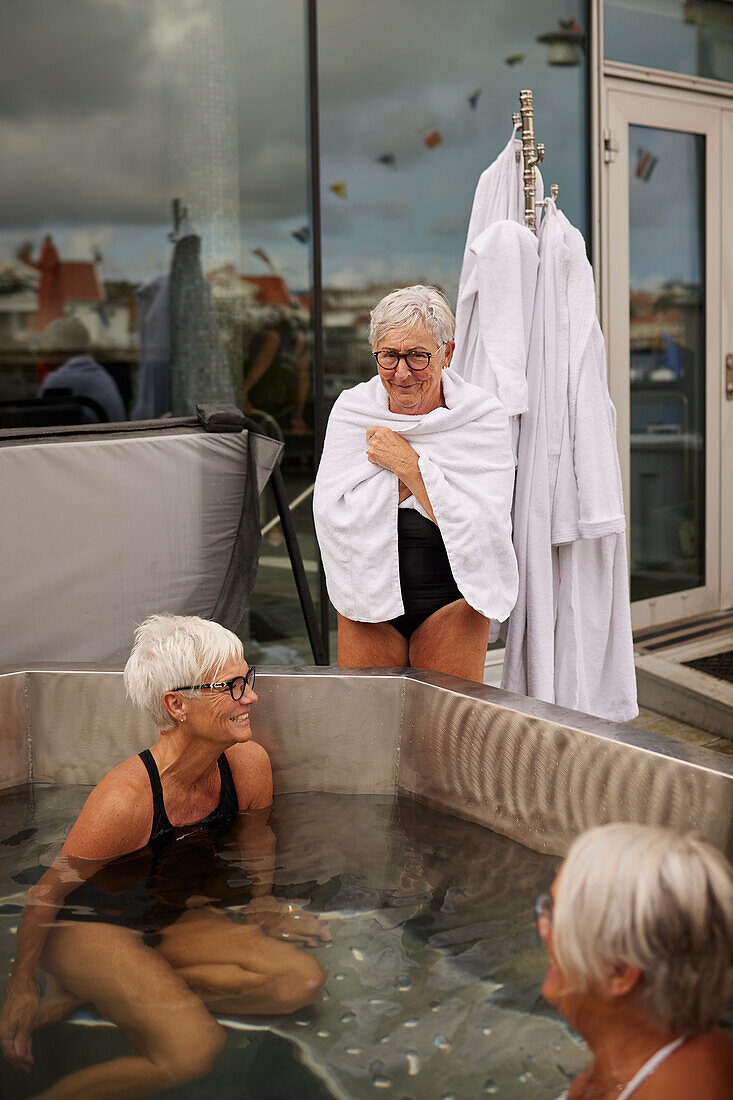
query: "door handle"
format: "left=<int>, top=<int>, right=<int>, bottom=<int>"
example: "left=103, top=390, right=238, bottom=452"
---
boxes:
left=728, top=353, right=733, bottom=401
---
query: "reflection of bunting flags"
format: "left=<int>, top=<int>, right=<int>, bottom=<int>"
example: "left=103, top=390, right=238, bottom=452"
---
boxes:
left=467, top=89, right=482, bottom=110
left=504, top=53, right=525, bottom=66
left=375, top=153, right=397, bottom=169
left=329, top=180, right=347, bottom=198
left=291, top=225, right=310, bottom=244
left=423, top=129, right=443, bottom=149
left=635, top=148, right=659, bottom=181
left=252, top=247, right=273, bottom=269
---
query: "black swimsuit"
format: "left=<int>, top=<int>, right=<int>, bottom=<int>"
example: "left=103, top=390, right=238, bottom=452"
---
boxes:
left=388, top=509, right=462, bottom=640
left=138, top=748, right=239, bottom=856
left=58, top=751, right=240, bottom=934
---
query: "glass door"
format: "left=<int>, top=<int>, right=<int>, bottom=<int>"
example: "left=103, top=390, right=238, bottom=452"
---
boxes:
left=605, top=86, right=725, bottom=630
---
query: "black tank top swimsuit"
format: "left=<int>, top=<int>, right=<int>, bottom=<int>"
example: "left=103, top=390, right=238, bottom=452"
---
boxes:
left=138, top=748, right=239, bottom=856
left=388, top=509, right=462, bottom=641
left=58, top=751, right=240, bottom=936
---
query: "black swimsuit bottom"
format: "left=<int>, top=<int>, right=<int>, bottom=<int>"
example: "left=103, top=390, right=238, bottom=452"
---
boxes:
left=388, top=509, right=462, bottom=641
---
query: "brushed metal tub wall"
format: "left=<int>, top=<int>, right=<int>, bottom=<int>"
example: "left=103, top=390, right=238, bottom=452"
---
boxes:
left=397, top=679, right=733, bottom=858
left=3, top=669, right=733, bottom=863
left=29, top=673, right=155, bottom=785
left=0, top=673, right=30, bottom=790
left=246, top=672, right=403, bottom=796
left=8, top=670, right=403, bottom=796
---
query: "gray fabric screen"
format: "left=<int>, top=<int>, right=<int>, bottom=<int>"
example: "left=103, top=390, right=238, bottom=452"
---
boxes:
left=0, top=427, right=280, bottom=668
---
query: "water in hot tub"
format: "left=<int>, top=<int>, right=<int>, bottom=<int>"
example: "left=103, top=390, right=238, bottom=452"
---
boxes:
left=0, top=787, right=593, bottom=1099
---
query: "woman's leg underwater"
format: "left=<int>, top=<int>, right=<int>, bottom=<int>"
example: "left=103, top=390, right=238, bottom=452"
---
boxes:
left=408, top=599, right=490, bottom=683
left=25, top=921, right=224, bottom=1100
left=157, top=907, right=325, bottom=1016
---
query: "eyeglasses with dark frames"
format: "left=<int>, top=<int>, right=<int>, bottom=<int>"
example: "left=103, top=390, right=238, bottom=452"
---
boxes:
left=173, top=666, right=256, bottom=701
left=374, top=344, right=444, bottom=373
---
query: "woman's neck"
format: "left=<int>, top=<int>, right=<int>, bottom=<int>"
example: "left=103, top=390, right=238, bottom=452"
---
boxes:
left=151, top=728, right=225, bottom=788
left=575, top=1011, right=679, bottom=1096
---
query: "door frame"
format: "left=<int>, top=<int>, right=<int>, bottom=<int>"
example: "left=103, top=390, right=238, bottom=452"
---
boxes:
left=602, top=80, right=727, bottom=631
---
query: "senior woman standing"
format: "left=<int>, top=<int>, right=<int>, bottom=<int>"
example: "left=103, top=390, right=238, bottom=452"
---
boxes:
left=536, top=823, right=733, bottom=1099
left=0, top=614, right=326, bottom=1100
left=314, top=285, right=518, bottom=682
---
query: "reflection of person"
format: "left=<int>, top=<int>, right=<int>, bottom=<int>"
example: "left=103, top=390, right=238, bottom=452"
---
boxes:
left=39, top=316, right=126, bottom=423
left=0, top=615, right=326, bottom=1099
left=536, top=823, right=733, bottom=1100
left=242, top=317, right=311, bottom=435
left=314, top=285, right=517, bottom=682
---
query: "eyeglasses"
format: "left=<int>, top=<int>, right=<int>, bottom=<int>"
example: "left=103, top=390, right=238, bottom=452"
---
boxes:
left=173, top=667, right=256, bottom=701
left=374, top=344, right=444, bottom=373
left=534, top=893, right=553, bottom=941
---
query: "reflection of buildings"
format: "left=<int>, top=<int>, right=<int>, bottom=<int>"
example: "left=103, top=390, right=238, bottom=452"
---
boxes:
left=0, top=239, right=134, bottom=355
left=0, top=239, right=136, bottom=404
left=629, top=280, right=702, bottom=384
left=322, top=282, right=401, bottom=392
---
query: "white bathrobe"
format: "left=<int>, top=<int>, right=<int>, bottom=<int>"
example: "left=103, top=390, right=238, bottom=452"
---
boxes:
left=452, top=127, right=543, bottom=454
left=501, top=202, right=637, bottom=722
left=313, top=368, right=518, bottom=624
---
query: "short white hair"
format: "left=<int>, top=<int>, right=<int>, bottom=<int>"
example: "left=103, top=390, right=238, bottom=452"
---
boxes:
left=123, top=614, right=243, bottom=730
left=369, top=285, right=455, bottom=348
left=552, top=823, right=733, bottom=1035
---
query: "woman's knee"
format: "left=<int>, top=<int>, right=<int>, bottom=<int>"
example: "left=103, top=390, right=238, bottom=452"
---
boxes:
left=269, top=955, right=326, bottom=1013
left=155, top=1018, right=225, bottom=1087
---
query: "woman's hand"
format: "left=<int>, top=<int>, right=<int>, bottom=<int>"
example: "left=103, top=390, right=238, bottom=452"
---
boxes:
left=0, top=978, right=39, bottom=1071
left=366, top=426, right=437, bottom=522
left=366, top=426, right=418, bottom=481
left=242, top=896, right=331, bottom=948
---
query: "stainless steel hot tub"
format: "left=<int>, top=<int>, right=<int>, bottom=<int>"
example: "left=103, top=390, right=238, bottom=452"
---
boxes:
left=2, top=666, right=731, bottom=857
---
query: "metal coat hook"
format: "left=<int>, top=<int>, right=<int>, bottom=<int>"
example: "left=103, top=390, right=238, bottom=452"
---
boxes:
left=512, top=90, right=558, bottom=232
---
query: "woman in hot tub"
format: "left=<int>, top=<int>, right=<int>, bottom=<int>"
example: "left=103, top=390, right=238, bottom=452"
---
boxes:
left=0, top=614, right=327, bottom=1099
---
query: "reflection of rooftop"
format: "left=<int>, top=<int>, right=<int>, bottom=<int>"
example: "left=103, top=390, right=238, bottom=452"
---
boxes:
left=240, top=274, right=292, bottom=305
left=55, top=262, right=103, bottom=304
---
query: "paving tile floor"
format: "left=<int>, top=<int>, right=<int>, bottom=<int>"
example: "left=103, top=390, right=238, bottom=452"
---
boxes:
left=629, top=707, right=733, bottom=757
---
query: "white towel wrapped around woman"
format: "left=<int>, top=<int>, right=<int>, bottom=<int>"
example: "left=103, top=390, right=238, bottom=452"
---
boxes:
left=314, top=366, right=518, bottom=625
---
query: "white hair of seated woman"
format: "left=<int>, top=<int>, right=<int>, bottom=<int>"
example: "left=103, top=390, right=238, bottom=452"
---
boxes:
left=123, top=613, right=244, bottom=730
left=552, top=822, right=733, bottom=1035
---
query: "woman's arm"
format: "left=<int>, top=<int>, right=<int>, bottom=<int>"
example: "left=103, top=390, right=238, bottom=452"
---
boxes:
left=242, top=328, right=281, bottom=412
left=0, top=765, right=149, bottom=1067
left=366, top=426, right=436, bottom=523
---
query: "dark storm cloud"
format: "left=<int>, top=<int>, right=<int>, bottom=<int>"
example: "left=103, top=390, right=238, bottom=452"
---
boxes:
left=0, top=0, right=587, bottom=239
left=0, top=0, right=156, bottom=121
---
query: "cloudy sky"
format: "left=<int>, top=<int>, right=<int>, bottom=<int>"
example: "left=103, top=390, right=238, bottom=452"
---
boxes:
left=0, top=0, right=588, bottom=298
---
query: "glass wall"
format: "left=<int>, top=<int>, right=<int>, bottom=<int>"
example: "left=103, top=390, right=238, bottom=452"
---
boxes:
left=0, top=0, right=590, bottom=663
left=605, top=0, right=733, bottom=82
left=0, top=0, right=319, bottom=663
left=318, top=0, right=589, bottom=405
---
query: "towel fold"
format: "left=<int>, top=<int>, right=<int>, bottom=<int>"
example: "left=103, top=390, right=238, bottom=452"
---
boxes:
left=314, top=368, right=518, bottom=624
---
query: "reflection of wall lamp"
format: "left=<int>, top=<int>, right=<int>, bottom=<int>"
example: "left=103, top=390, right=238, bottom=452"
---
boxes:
left=537, top=17, right=586, bottom=66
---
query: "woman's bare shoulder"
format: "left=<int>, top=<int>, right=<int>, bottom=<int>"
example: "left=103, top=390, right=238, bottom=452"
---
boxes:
left=225, top=741, right=273, bottom=810
left=639, top=1030, right=733, bottom=1099
left=61, top=754, right=153, bottom=860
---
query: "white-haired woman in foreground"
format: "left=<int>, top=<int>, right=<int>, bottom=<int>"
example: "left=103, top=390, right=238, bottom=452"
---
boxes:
left=536, top=823, right=733, bottom=1099
left=314, top=285, right=518, bottom=683
left=0, top=615, right=326, bottom=1100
